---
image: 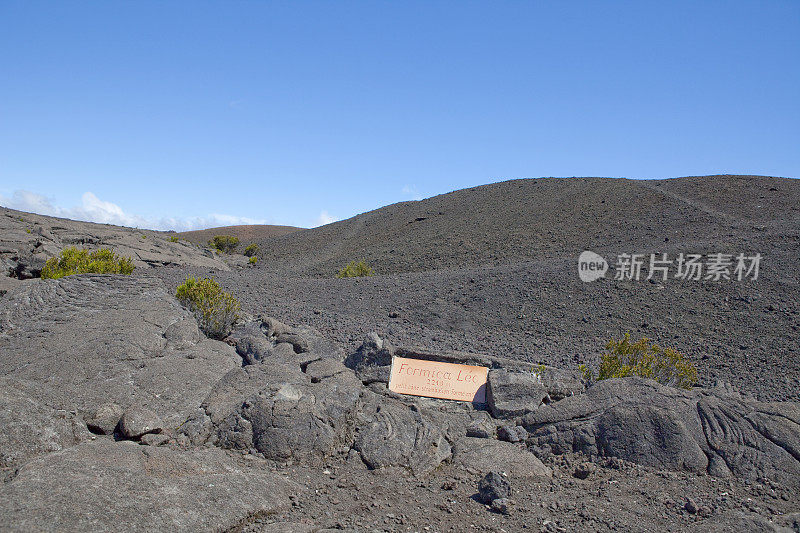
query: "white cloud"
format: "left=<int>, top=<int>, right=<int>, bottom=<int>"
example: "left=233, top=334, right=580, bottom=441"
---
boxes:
left=0, top=189, right=268, bottom=231
left=402, top=185, right=423, bottom=201
left=313, top=210, right=338, bottom=227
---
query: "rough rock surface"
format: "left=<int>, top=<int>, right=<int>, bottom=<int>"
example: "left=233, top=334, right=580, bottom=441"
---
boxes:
left=0, top=379, right=92, bottom=473
left=453, top=437, right=552, bottom=478
left=0, top=440, right=298, bottom=532
left=0, top=274, right=240, bottom=459
left=354, top=394, right=453, bottom=476
left=477, top=471, right=511, bottom=503
left=487, top=368, right=551, bottom=418
left=118, top=405, right=164, bottom=439
left=523, top=377, right=800, bottom=488
left=84, top=402, right=124, bottom=435
left=0, top=206, right=228, bottom=284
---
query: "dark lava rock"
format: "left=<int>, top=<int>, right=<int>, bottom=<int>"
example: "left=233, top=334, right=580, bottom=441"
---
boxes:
left=487, top=369, right=551, bottom=419
left=466, top=414, right=496, bottom=439
left=0, top=380, right=92, bottom=470
left=497, top=424, right=528, bottom=443
left=573, top=461, right=596, bottom=480
left=354, top=395, right=452, bottom=476
left=0, top=275, right=241, bottom=437
left=199, top=363, right=362, bottom=463
left=344, top=333, right=395, bottom=374
left=490, top=498, right=510, bottom=514
left=522, top=377, right=800, bottom=488
left=477, top=471, right=510, bottom=504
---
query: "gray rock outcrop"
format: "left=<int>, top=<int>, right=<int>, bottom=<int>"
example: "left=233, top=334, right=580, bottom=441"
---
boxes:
left=522, top=377, right=800, bottom=488
left=0, top=207, right=229, bottom=287
left=0, top=440, right=298, bottom=532
left=0, top=274, right=241, bottom=462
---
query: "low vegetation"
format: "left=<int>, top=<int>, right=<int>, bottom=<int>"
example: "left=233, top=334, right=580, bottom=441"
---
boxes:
left=175, top=277, right=240, bottom=339
left=41, top=247, right=135, bottom=279
left=581, top=333, right=698, bottom=390
left=336, top=260, right=374, bottom=278
left=243, top=243, right=259, bottom=257
left=169, top=236, right=180, bottom=243
left=248, top=256, right=257, bottom=265
left=208, top=235, right=239, bottom=254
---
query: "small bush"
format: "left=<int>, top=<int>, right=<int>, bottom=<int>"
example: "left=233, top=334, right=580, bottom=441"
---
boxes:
left=41, top=247, right=135, bottom=279
left=243, top=243, right=259, bottom=257
left=588, top=333, right=697, bottom=390
left=169, top=236, right=180, bottom=243
left=176, top=277, right=240, bottom=339
left=336, top=260, right=374, bottom=278
left=208, top=235, right=239, bottom=254
left=248, top=256, right=257, bottom=265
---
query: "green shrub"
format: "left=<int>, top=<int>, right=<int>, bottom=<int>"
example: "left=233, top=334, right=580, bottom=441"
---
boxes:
left=336, top=260, right=374, bottom=278
left=243, top=243, right=259, bottom=257
left=176, top=277, right=240, bottom=339
left=248, top=256, right=257, bottom=265
left=169, top=236, right=180, bottom=243
left=41, top=247, right=135, bottom=279
left=586, top=333, right=697, bottom=390
left=208, top=235, right=239, bottom=254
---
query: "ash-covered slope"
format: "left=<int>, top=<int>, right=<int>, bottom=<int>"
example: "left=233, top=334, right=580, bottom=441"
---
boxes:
left=251, top=175, right=800, bottom=277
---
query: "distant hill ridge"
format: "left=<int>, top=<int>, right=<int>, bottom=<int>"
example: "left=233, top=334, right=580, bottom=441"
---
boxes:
left=175, top=224, right=302, bottom=247
left=246, top=175, right=799, bottom=276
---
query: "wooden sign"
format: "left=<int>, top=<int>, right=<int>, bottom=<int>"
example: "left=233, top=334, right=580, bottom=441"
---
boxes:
left=388, top=356, right=488, bottom=403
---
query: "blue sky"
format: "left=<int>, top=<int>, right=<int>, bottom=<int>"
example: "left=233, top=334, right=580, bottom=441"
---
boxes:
left=1, top=1, right=798, bottom=230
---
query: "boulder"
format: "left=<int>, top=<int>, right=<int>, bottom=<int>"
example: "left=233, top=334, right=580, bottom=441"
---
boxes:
left=522, top=377, right=800, bottom=487
left=477, top=471, right=510, bottom=504
left=466, top=413, right=496, bottom=439
left=85, top=402, right=123, bottom=435
left=354, top=395, right=452, bottom=476
left=486, top=369, right=550, bottom=418
left=344, top=332, right=396, bottom=382
left=119, top=406, right=163, bottom=439
left=203, top=363, right=362, bottom=463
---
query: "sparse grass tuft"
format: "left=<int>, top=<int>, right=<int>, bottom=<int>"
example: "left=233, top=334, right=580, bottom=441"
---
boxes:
left=244, top=243, right=259, bottom=257
left=41, top=247, right=135, bottom=279
left=208, top=235, right=239, bottom=254
left=336, top=260, right=374, bottom=278
left=248, top=256, right=257, bottom=265
left=176, top=277, right=240, bottom=339
left=169, top=236, right=180, bottom=243
left=585, top=333, right=697, bottom=390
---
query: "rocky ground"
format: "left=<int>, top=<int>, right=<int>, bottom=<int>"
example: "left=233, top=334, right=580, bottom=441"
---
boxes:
left=1, top=175, right=799, bottom=532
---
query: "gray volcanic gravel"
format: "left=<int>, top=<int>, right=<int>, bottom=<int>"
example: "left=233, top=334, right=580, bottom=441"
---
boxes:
left=154, top=175, right=800, bottom=403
